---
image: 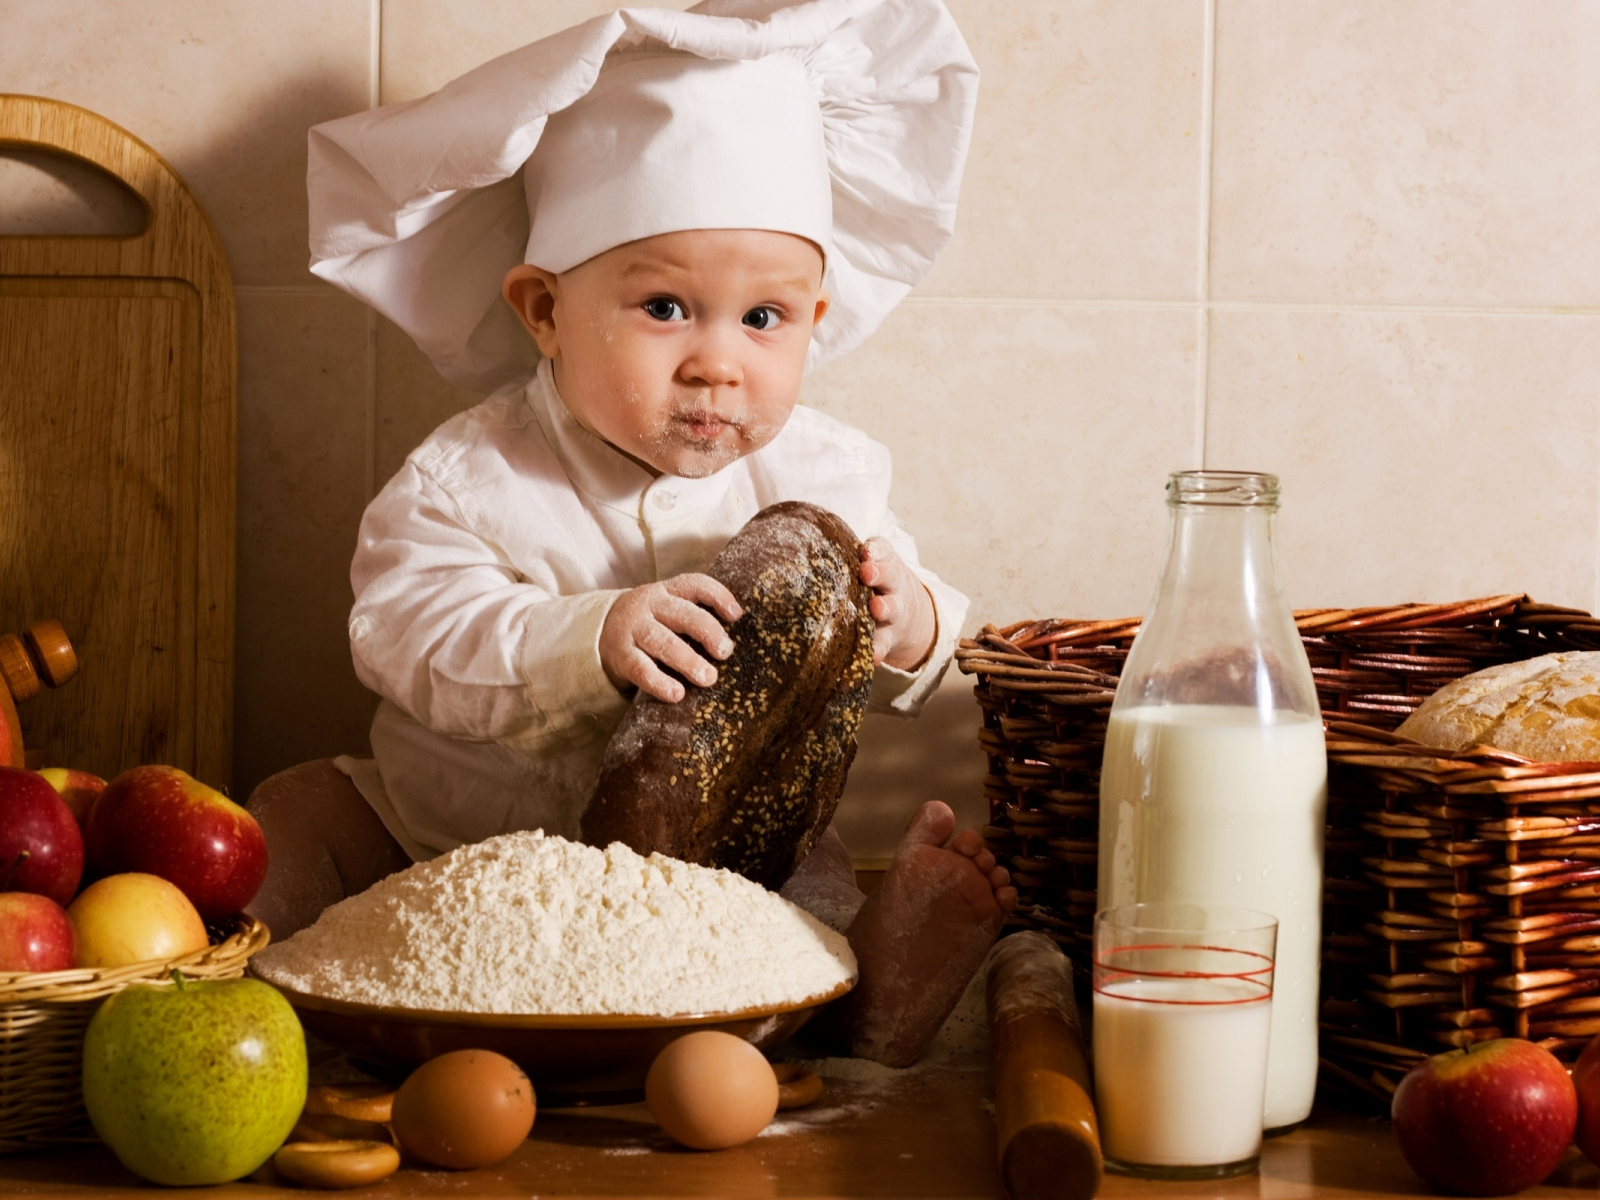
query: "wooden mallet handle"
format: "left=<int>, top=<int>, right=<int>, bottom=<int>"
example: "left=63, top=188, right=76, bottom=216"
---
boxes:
left=24, top=619, right=77, bottom=688
left=0, top=635, right=40, bottom=703
left=987, top=931, right=1102, bottom=1200
left=0, top=619, right=78, bottom=704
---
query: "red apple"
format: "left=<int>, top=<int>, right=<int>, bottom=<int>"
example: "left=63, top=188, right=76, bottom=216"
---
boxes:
left=36, top=768, right=108, bottom=829
left=0, top=891, right=76, bottom=972
left=1392, top=1038, right=1576, bottom=1196
left=0, top=766, right=84, bottom=906
left=85, top=766, right=268, bottom=921
left=1571, top=1032, right=1600, bottom=1165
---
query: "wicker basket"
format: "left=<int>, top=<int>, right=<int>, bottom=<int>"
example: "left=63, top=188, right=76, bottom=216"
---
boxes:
left=0, top=915, right=269, bottom=1152
left=1319, top=722, right=1600, bottom=1098
left=958, top=596, right=1600, bottom=1104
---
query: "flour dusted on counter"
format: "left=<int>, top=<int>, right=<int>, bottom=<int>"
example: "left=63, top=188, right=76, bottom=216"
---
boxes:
left=252, top=831, right=857, bottom=1016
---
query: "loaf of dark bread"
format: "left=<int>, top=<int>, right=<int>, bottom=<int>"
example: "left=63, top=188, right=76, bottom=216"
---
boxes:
left=581, top=501, right=875, bottom=890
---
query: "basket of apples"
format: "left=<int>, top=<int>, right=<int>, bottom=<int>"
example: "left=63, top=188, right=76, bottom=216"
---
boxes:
left=0, top=764, right=269, bottom=1152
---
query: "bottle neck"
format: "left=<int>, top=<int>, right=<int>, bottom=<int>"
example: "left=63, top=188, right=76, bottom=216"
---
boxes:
left=1156, top=504, right=1281, bottom=617
left=1114, top=501, right=1319, bottom=717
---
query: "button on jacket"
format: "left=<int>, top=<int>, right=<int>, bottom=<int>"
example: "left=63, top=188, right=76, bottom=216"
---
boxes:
left=342, top=359, right=969, bottom=860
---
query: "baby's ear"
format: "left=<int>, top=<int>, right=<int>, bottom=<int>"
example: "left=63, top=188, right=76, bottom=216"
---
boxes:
left=502, top=264, right=561, bottom=357
left=812, top=288, right=831, bottom=330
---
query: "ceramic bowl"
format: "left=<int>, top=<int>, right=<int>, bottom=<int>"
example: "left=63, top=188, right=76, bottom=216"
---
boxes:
left=263, top=978, right=853, bottom=1104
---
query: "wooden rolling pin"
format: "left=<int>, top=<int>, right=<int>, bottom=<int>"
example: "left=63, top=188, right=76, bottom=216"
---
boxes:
left=987, top=931, right=1102, bottom=1200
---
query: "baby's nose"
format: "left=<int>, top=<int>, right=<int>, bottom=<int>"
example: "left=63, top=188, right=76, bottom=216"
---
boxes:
left=677, top=332, right=743, bottom=388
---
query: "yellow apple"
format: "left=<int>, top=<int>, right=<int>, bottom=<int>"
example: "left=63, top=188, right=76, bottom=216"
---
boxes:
left=68, top=873, right=209, bottom=969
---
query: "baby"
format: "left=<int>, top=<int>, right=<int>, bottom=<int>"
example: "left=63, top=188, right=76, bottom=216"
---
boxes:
left=248, top=0, right=1014, bottom=1065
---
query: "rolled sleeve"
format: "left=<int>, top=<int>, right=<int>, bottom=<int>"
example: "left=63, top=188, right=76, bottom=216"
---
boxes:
left=507, top=588, right=631, bottom=756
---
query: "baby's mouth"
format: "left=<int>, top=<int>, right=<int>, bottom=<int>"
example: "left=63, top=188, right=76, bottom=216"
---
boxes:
left=671, top=411, right=742, bottom=442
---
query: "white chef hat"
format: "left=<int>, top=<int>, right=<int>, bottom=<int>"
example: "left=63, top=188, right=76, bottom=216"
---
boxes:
left=306, top=0, right=978, bottom=392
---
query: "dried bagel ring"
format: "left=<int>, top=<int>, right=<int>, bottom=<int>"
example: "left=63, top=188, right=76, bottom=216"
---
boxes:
left=304, top=1083, right=396, bottom=1124
left=773, top=1062, right=824, bottom=1110
left=274, top=1140, right=400, bottom=1189
left=291, top=1112, right=391, bottom=1145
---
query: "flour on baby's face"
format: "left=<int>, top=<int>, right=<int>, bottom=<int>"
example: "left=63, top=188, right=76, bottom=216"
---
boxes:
left=540, top=228, right=828, bottom=479
left=644, top=390, right=787, bottom=478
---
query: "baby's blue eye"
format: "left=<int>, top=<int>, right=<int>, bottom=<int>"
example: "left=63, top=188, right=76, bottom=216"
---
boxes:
left=643, top=297, right=686, bottom=321
left=743, top=306, right=782, bottom=331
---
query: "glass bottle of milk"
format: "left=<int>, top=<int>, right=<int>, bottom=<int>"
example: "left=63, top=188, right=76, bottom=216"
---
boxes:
left=1097, top=471, right=1326, bottom=1133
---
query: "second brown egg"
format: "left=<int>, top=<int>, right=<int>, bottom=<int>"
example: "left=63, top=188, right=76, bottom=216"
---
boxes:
left=391, top=1049, right=536, bottom=1169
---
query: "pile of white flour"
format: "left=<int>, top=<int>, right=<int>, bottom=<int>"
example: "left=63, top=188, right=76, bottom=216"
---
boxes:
left=252, top=831, right=857, bottom=1016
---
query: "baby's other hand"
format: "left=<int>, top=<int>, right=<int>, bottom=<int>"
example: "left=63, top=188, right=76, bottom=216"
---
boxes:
left=600, top=575, right=744, bottom=703
left=858, top=538, right=936, bottom=671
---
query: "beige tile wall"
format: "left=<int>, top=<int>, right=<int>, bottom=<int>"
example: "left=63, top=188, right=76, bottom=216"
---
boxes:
left=4, top=1, right=1599, bottom=858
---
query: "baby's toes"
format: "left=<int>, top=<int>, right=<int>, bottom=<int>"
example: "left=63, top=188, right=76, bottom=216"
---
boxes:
left=988, top=864, right=1011, bottom=891
left=971, top=847, right=996, bottom=875
left=948, top=828, right=983, bottom=858
left=996, top=885, right=1019, bottom=914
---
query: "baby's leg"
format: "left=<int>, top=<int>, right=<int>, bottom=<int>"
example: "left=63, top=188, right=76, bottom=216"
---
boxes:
left=244, top=760, right=411, bottom=941
left=778, top=824, right=866, bottom=934
left=839, top=801, right=1016, bottom=1067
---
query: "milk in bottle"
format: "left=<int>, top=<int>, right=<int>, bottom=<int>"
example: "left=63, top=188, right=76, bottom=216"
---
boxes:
left=1096, top=472, right=1327, bottom=1130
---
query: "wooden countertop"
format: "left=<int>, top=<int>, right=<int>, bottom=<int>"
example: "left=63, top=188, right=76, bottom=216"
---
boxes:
left=2, top=1060, right=1597, bottom=1199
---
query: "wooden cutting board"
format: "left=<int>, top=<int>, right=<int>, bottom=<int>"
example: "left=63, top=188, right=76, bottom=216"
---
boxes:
left=0, top=95, right=234, bottom=788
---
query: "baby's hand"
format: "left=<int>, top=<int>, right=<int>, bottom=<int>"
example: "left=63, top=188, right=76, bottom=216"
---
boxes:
left=858, top=538, right=936, bottom=671
left=600, top=575, right=744, bottom=703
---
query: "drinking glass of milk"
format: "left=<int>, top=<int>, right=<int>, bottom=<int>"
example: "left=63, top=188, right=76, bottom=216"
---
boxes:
left=1097, top=471, right=1326, bottom=1133
left=1093, top=902, right=1278, bottom=1178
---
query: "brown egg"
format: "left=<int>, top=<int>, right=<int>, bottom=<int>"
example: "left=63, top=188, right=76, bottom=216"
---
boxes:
left=646, top=1031, right=779, bottom=1150
left=391, top=1049, right=536, bottom=1169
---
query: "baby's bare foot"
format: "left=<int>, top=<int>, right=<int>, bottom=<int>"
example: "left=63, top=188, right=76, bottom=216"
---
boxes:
left=841, top=801, right=1017, bottom=1067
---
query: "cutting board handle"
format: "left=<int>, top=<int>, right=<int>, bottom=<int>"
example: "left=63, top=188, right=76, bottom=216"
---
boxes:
left=0, top=94, right=236, bottom=785
left=0, top=93, right=224, bottom=279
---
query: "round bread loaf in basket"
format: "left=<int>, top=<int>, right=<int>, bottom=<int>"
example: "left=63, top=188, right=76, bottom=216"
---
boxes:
left=0, top=915, right=269, bottom=1152
left=959, top=595, right=1600, bottom=1108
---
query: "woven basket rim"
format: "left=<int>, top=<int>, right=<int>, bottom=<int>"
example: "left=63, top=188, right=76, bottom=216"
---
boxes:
left=1325, top=719, right=1600, bottom=795
left=0, top=914, right=269, bottom=1005
left=958, top=593, right=1600, bottom=655
left=961, top=596, right=1600, bottom=776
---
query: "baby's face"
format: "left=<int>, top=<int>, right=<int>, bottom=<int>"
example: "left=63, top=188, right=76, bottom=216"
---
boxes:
left=506, top=229, right=828, bottom=478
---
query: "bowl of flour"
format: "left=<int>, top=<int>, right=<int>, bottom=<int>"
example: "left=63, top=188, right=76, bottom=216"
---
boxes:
left=251, top=831, right=857, bottom=1099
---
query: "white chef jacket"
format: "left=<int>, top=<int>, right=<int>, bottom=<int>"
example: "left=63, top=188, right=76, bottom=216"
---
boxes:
left=340, top=359, right=968, bottom=861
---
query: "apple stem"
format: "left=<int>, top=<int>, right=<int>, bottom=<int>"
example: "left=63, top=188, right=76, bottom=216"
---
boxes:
left=169, top=969, right=188, bottom=991
left=0, top=851, right=27, bottom=892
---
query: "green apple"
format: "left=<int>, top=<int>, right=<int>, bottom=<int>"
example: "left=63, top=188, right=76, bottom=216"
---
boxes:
left=82, top=973, right=307, bottom=1185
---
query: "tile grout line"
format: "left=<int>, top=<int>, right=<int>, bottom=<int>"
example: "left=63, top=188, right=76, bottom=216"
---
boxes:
left=896, top=294, right=1600, bottom=317
left=370, top=0, right=381, bottom=110
left=1195, top=0, right=1217, bottom=470
left=365, top=0, right=382, bottom=502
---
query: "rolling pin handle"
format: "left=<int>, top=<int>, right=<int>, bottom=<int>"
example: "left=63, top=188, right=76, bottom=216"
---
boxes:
left=0, top=634, right=41, bottom=703
left=25, top=619, right=78, bottom=688
left=987, top=932, right=1103, bottom=1200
